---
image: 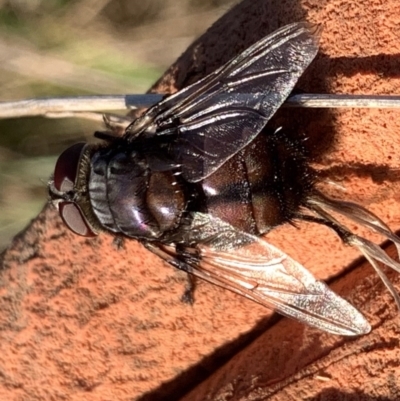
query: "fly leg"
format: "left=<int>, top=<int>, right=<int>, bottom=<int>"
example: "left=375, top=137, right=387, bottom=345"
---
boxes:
left=103, top=114, right=133, bottom=132
left=180, top=274, right=197, bottom=305
left=298, top=212, right=400, bottom=310
left=144, top=242, right=200, bottom=305
left=112, top=235, right=125, bottom=250
left=94, top=114, right=134, bottom=142
left=176, top=244, right=199, bottom=304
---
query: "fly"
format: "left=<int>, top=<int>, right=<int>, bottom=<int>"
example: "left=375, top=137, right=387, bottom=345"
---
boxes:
left=48, top=22, right=400, bottom=336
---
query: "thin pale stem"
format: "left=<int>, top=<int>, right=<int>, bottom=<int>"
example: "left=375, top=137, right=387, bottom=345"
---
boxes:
left=0, top=93, right=399, bottom=120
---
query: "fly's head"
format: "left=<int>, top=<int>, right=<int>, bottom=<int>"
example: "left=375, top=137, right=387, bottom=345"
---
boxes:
left=48, top=142, right=99, bottom=237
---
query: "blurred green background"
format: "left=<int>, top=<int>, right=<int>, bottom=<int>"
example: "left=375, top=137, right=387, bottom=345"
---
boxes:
left=0, top=0, right=236, bottom=250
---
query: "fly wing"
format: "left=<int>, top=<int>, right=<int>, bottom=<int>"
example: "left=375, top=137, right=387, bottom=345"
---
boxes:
left=127, top=22, right=320, bottom=182
left=152, top=213, right=371, bottom=336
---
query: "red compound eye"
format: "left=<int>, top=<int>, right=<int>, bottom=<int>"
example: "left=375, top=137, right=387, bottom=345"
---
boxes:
left=54, top=143, right=86, bottom=192
left=54, top=143, right=97, bottom=237
left=59, top=201, right=97, bottom=237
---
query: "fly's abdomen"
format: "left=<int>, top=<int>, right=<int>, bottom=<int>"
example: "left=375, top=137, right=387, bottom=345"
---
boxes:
left=89, top=149, right=185, bottom=239
left=201, top=130, right=312, bottom=235
left=201, top=153, right=257, bottom=234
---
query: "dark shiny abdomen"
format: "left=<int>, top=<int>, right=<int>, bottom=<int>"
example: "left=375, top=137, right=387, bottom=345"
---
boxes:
left=201, top=130, right=311, bottom=235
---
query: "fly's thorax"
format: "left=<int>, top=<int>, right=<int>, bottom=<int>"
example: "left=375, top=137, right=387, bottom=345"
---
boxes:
left=88, top=147, right=186, bottom=239
left=201, top=128, right=313, bottom=235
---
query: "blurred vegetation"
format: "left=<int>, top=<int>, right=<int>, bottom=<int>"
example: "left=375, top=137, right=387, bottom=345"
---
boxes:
left=0, top=0, right=236, bottom=250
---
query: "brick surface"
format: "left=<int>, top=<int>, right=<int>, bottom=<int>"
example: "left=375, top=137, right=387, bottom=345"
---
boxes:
left=1, top=0, right=400, bottom=400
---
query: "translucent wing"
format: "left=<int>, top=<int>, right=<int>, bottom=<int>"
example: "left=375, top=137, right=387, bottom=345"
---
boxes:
left=127, top=22, right=320, bottom=182
left=147, top=213, right=371, bottom=336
